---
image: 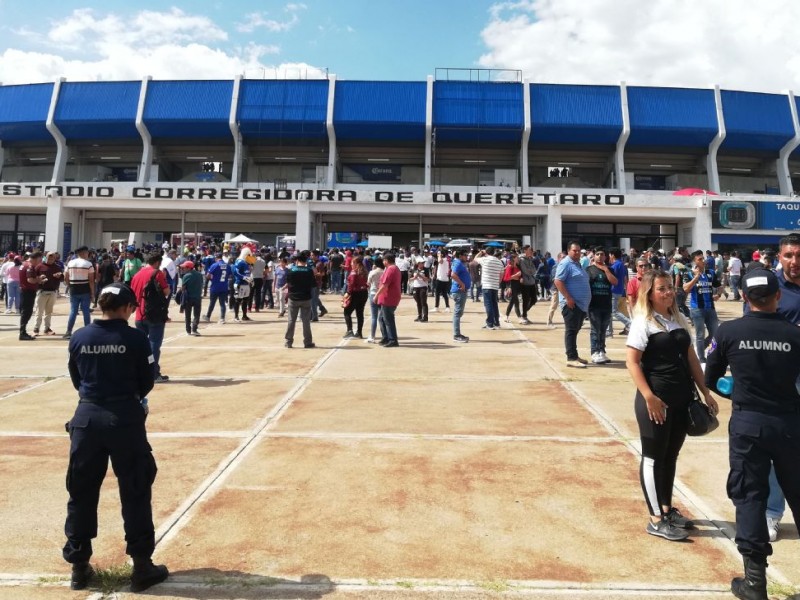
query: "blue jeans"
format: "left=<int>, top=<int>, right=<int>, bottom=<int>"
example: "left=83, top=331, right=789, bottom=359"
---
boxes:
left=730, top=275, right=741, bottom=301
left=206, top=291, right=227, bottom=319
left=561, top=305, right=586, bottom=360
left=5, top=280, right=20, bottom=310
left=767, top=463, right=786, bottom=520
left=470, top=281, right=482, bottom=302
left=369, top=293, right=380, bottom=339
left=66, top=292, right=91, bottom=333
left=482, top=289, right=500, bottom=327
left=330, top=271, right=343, bottom=294
left=689, top=306, right=719, bottom=361
left=611, top=293, right=631, bottom=329
left=378, top=304, right=398, bottom=342
left=451, top=290, right=467, bottom=337
left=589, top=308, right=611, bottom=354
left=311, top=287, right=326, bottom=319
left=135, top=319, right=165, bottom=378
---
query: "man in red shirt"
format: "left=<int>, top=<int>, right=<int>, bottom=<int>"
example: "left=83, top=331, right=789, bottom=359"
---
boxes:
left=130, top=253, right=170, bottom=383
left=374, top=252, right=402, bottom=347
left=626, top=259, right=650, bottom=307
left=19, top=251, right=46, bottom=340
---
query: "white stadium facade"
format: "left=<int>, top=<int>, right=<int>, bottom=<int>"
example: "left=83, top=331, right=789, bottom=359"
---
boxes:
left=1, top=69, right=799, bottom=255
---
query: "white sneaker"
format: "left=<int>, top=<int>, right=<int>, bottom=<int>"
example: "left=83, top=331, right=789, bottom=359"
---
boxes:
left=201, top=315, right=210, bottom=322
left=234, top=318, right=241, bottom=323
left=599, top=351, right=611, bottom=364
left=365, top=337, right=375, bottom=343
left=547, top=321, right=556, bottom=329
left=591, top=352, right=604, bottom=364
left=445, top=307, right=450, bottom=313
left=767, top=517, right=780, bottom=542
left=219, top=318, right=226, bottom=324
left=432, top=307, right=438, bottom=312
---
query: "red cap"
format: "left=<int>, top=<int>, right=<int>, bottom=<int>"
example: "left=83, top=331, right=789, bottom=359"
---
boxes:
left=181, top=261, right=194, bottom=269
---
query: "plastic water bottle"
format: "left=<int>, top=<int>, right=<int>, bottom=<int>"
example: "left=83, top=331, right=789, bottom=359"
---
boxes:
left=717, top=376, right=734, bottom=395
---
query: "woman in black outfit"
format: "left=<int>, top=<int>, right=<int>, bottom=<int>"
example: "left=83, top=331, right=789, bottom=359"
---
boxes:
left=342, top=257, right=369, bottom=338
left=625, top=269, right=718, bottom=541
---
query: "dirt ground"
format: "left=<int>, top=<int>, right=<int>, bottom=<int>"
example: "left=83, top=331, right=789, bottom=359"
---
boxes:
left=0, top=293, right=796, bottom=599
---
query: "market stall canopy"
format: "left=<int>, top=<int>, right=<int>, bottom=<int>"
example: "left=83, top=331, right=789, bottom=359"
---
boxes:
left=226, top=234, right=258, bottom=243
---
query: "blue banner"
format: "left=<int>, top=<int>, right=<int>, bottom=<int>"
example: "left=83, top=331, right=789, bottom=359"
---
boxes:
left=327, top=232, right=359, bottom=247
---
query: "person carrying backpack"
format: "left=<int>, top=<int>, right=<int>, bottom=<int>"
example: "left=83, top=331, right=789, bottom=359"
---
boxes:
left=130, top=253, right=171, bottom=383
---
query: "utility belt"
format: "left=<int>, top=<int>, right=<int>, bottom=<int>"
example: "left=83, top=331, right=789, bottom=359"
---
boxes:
left=733, top=404, right=800, bottom=416
left=79, top=394, right=140, bottom=405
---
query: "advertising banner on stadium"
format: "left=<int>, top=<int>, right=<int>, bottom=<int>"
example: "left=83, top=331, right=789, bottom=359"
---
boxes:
left=711, top=200, right=800, bottom=230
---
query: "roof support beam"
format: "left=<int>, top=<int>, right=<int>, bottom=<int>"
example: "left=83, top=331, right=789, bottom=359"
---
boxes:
left=46, top=78, right=67, bottom=185
left=136, top=76, right=153, bottom=185
left=229, top=74, right=243, bottom=187
left=425, top=75, right=433, bottom=190
left=777, top=90, right=800, bottom=195
left=520, top=79, right=531, bottom=192
left=706, top=85, right=725, bottom=193
left=325, top=75, right=337, bottom=188
left=615, top=81, right=630, bottom=193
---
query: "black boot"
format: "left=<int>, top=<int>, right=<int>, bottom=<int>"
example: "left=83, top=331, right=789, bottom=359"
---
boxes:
left=130, top=556, right=169, bottom=592
left=731, top=557, right=768, bottom=600
left=70, top=562, right=94, bottom=590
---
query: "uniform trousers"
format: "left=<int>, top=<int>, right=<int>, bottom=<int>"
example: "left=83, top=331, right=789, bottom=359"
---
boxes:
left=727, top=409, right=800, bottom=562
left=63, top=402, right=157, bottom=563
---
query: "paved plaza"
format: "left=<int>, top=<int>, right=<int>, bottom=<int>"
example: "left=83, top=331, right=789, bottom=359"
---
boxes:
left=0, top=295, right=797, bottom=599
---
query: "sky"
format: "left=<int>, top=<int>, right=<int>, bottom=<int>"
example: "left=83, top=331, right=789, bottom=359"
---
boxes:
left=1, top=0, right=800, bottom=93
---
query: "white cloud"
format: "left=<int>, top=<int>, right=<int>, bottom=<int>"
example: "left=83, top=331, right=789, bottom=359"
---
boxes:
left=478, top=0, right=800, bottom=93
left=237, top=3, right=306, bottom=33
left=0, top=8, right=325, bottom=84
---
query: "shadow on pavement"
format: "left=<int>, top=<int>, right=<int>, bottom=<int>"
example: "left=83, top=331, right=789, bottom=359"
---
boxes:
left=143, top=570, right=334, bottom=598
left=179, top=379, right=251, bottom=388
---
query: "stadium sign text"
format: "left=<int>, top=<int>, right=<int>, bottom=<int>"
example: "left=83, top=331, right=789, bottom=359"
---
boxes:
left=0, top=184, right=625, bottom=206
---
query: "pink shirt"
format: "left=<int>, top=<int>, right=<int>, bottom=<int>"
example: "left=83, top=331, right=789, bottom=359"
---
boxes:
left=377, top=264, right=402, bottom=307
left=7, top=264, right=21, bottom=283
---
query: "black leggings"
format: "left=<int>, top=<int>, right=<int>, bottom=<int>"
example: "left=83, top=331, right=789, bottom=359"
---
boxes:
left=413, top=287, right=428, bottom=320
left=505, top=281, right=521, bottom=317
left=434, top=280, right=450, bottom=308
left=635, top=392, right=689, bottom=516
left=344, top=290, right=368, bottom=334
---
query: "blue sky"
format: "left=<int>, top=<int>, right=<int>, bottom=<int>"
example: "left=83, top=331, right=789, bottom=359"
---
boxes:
left=0, top=1, right=496, bottom=82
left=2, top=1, right=800, bottom=92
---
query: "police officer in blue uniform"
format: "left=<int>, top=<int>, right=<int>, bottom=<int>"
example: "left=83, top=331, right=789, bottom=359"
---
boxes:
left=705, top=269, right=800, bottom=600
left=63, top=283, right=169, bottom=592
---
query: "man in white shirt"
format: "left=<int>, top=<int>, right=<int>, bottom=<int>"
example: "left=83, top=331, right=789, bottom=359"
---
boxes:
left=728, top=250, right=743, bottom=301
left=159, top=249, right=178, bottom=299
left=396, top=252, right=411, bottom=295
left=475, top=248, right=504, bottom=329
left=62, top=246, right=95, bottom=339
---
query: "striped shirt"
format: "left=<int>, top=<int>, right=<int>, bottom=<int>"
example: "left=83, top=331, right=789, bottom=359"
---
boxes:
left=67, top=257, right=94, bottom=295
left=477, top=255, right=504, bottom=290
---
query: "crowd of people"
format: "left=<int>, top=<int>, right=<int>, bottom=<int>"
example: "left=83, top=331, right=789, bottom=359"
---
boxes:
left=2, top=235, right=799, bottom=599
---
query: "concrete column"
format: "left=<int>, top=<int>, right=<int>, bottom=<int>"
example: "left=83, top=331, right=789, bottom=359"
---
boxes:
left=777, top=90, right=800, bottom=195
left=693, top=199, right=713, bottom=251
left=46, top=78, right=67, bottom=184
left=295, top=194, right=311, bottom=251
left=44, top=194, right=79, bottom=255
left=83, top=219, right=103, bottom=250
left=229, top=75, right=243, bottom=186
left=706, top=85, right=725, bottom=193
left=545, top=203, right=562, bottom=255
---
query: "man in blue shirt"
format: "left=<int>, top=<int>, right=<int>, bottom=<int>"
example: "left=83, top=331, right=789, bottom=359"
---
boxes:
left=554, top=241, right=592, bottom=368
left=203, top=253, right=232, bottom=323
left=682, top=249, right=721, bottom=362
left=449, top=248, right=471, bottom=343
left=608, top=248, right=631, bottom=336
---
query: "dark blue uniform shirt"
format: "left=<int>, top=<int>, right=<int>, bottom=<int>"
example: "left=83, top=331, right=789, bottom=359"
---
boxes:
left=68, top=319, right=155, bottom=401
left=705, top=312, right=800, bottom=413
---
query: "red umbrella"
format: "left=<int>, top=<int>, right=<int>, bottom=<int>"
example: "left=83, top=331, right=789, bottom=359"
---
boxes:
left=672, top=188, right=719, bottom=196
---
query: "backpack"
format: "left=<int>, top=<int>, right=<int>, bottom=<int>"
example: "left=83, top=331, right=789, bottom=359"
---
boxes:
left=143, top=272, right=169, bottom=323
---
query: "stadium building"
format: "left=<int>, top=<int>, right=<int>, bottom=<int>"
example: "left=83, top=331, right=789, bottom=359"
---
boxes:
left=1, top=69, right=799, bottom=255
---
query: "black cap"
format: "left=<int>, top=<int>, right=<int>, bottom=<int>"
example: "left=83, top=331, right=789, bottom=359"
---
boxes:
left=742, top=268, right=779, bottom=301
left=98, top=283, right=138, bottom=307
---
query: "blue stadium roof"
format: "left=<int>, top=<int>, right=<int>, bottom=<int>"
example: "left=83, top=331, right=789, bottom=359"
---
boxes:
left=0, top=83, right=55, bottom=142
left=55, top=81, right=141, bottom=141
left=237, top=80, right=328, bottom=141
left=433, top=81, right=523, bottom=143
left=530, top=84, right=621, bottom=145
left=627, top=86, right=717, bottom=148
left=144, top=80, right=233, bottom=139
left=334, top=81, right=426, bottom=142
left=720, top=90, right=794, bottom=152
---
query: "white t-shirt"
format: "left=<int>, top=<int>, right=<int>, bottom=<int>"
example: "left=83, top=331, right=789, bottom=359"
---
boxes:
left=626, top=313, right=685, bottom=352
left=728, top=257, right=742, bottom=276
left=410, top=269, right=428, bottom=288
left=160, top=256, right=177, bottom=279
left=436, top=259, right=450, bottom=282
